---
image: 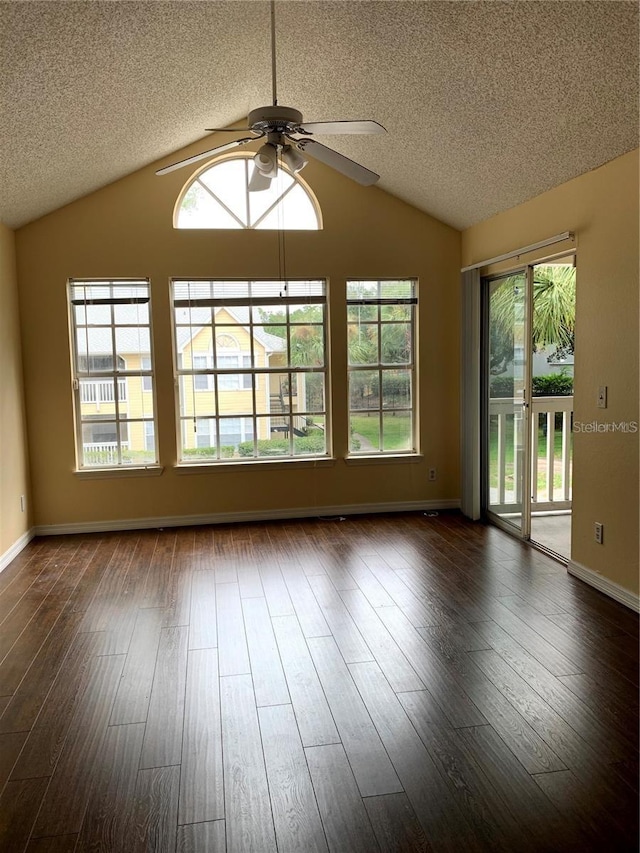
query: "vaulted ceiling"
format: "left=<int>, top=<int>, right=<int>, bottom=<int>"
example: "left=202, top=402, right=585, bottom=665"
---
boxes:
left=1, top=0, right=638, bottom=231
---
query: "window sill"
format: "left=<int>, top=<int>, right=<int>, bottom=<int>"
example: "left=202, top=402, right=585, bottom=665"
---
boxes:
left=345, top=453, right=423, bottom=466
left=74, top=465, right=164, bottom=480
left=175, top=457, right=336, bottom=474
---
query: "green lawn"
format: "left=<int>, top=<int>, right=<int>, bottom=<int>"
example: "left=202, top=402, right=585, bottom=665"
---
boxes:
left=350, top=413, right=412, bottom=451
left=489, top=419, right=571, bottom=491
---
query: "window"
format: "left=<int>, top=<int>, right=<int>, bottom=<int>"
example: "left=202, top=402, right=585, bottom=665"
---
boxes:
left=175, top=155, right=321, bottom=230
left=173, top=279, right=328, bottom=462
left=347, top=279, right=417, bottom=455
left=69, top=279, right=157, bottom=468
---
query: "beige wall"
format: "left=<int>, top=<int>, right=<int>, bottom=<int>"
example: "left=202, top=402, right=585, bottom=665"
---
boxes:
left=15, top=136, right=461, bottom=528
left=0, top=223, right=32, bottom=556
left=463, top=150, right=640, bottom=597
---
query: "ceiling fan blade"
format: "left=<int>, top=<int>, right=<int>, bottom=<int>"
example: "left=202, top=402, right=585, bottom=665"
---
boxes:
left=297, top=120, right=386, bottom=136
left=296, top=139, right=380, bottom=186
left=204, top=127, right=252, bottom=132
left=155, top=136, right=257, bottom=176
left=248, top=167, right=273, bottom=192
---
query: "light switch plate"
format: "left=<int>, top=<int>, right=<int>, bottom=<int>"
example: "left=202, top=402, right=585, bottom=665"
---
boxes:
left=597, top=386, right=607, bottom=409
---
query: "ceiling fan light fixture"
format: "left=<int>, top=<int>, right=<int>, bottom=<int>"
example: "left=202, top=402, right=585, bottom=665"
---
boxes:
left=282, top=144, right=307, bottom=174
left=254, top=142, right=278, bottom=177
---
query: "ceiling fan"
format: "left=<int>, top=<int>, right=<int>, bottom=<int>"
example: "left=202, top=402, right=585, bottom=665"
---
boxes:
left=156, top=1, right=386, bottom=189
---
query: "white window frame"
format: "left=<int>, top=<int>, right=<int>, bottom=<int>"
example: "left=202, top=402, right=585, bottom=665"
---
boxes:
left=347, top=279, right=418, bottom=456
left=172, top=279, right=329, bottom=463
left=68, top=278, right=158, bottom=470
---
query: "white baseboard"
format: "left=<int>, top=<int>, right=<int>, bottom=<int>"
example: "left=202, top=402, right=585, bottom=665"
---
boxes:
left=568, top=559, right=639, bottom=613
left=33, top=499, right=460, bottom=537
left=0, top=528, right=36, bottom=574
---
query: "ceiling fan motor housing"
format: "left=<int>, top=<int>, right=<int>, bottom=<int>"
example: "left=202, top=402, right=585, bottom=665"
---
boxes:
left=248, top=105, right=303, bottom=134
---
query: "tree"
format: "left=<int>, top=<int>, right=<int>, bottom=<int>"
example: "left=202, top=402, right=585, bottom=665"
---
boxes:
left=490, top=265, right=576, bottom=374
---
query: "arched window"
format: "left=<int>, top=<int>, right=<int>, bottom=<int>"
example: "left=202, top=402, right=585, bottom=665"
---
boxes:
left=175, top=154, right=321, bottom=230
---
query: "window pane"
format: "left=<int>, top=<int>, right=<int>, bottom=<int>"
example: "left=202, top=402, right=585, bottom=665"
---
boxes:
left=348, top=325, right=378, bottom=365
left=381, top=370, right=411, bottom=409
left=255, top=416, right=289, bottom=457
left=299, top=372, right=325, bottom=412
left=76, top=328, right=114, bottom=367
left=116, top=327, right=150, bottom=364
left=347, top=280, right=378, bottom=300
left=349, top=370, right=378, bottom=410
left=176, top=182, right=243, bottom=229
left=348, top=304, right=377, bottom=322
left=121, top=377, right=154, bottom=418
left=221, top=417, right=254, bottom=454
left=381, top=413, right=413, bottom=452
left=114, top=301, right=149, bottom=325
left=381, top=280, right=414, bottom=299
left=217, top=385, right=254, bottom=416
left=249, top=170, right=295, bottom=226
left=294, top=425, right=326, bottom=456
left=122, top=421, right=156, bottom=464
left=350, top=414, right=379, bottom=453
left=184, top=390, right=217, bottom=419
left=253, top=305, right=286, bottom=325
left=181, top=418, right=216, bottom=461
left=84, top=303, right=112, bottom=325
left=198, top=159, right=248, bottom=224
left=254, top=183, right=319, bottom=230
left=81, top=421, right=120, bottom=466
left=381, top=303, right=411, bottom=321
left=290, top=304, right=324, bottom=323
left=381, top=323, right=411, bottom=364
left=290, top=325, right=324, bottom=367
left=262, top=372, right=291, bottom=414
left=144, top=420, right=155, bottom=453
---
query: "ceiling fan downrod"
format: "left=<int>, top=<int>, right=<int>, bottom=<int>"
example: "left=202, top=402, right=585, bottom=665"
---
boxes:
left=270, top=0, right=278, bottom=107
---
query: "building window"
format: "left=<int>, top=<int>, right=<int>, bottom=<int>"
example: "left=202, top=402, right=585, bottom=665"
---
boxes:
left=69, top=279, right=157, bottom=468
left=347, top=279, right=417, bottom=455
left=174, top=155, right=321, bottom=231
left=173, top=279, right=328, bottom=463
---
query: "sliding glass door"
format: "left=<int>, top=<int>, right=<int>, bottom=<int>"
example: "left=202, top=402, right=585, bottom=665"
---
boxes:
left=483, top=257, right=575, bottom=557
left=485, top=271, right=531, bottom=535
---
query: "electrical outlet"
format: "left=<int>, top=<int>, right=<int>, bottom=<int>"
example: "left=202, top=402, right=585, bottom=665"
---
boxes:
left=594, top=522, right=603, bottom=544
left=20, top=495, right=25, bottom=513
left=428, top=468, right=437, bottom=482
left=597, top=386, right=607, bottom=409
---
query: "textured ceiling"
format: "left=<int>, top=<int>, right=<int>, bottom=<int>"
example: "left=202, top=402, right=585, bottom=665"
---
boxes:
left=1, top=0, right=638, bottom=231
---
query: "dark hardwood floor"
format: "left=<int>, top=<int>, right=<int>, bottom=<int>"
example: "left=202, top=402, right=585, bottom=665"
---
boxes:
left=0, top=511, right=637, bottom=852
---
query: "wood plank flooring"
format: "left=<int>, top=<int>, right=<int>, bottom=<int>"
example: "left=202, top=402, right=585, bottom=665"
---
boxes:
left=0, top=512, right=637, bottom=852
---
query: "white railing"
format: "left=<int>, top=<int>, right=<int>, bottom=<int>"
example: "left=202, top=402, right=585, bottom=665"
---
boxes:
left=82, top=441, right=129, bottom=464
left=489, top=395, right=573, bottom=512
left=531, top=396, right=573, bottom=510
left=80, top=379, right=127, bottom=405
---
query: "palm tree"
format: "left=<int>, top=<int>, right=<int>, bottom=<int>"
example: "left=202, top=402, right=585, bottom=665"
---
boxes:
left=490, top=264, right=576, bottom=373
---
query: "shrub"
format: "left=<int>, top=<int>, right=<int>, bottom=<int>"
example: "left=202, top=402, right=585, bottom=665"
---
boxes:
left=489, top=376, right=514, bottom=398
left=237, top=432, right=326, bottom=457
left=183, top=445, right=234, bottom=459
left=532, top=371, right=573, bottom=397
left=490, top=371, right=573, bottom=398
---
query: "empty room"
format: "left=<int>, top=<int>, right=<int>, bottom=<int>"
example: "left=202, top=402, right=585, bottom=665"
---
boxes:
left=0, top=1, right=638, bottom=851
